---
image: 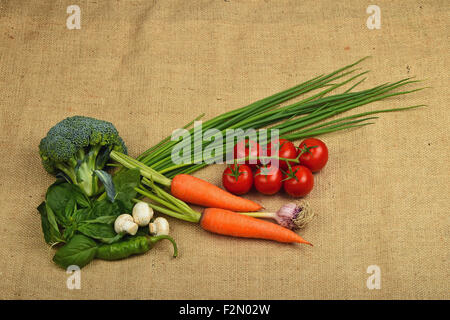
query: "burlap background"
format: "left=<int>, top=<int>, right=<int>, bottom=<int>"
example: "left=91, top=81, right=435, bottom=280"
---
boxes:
left=0, top=0, right=448, bottom=299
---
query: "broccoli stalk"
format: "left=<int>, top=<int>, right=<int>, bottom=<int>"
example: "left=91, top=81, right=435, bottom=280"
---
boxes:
left=53, top=144, right=103, bottom=196
left=39, top=116, right=127, bottom=197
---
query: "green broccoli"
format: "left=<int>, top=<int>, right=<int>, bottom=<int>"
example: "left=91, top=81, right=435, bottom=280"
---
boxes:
left=39, top=116, right=127, bottom=196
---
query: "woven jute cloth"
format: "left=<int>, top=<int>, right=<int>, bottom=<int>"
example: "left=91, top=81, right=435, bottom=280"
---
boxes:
left=0, top=0, right=448, bottom=299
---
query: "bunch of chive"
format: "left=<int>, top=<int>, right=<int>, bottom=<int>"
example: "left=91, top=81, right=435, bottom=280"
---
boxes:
left=135, top=57, right=424, bottom=178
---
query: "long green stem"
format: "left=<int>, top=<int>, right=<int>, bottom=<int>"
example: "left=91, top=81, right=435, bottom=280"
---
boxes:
left=140, top=59, right=372, bottom=167
left=132, top=198, right=198, bottom=223
left=111, top=58, right=424, bottom=199
left=134, top=187, right=184, bottom=214
left=110, top=151, right=172, bottom=187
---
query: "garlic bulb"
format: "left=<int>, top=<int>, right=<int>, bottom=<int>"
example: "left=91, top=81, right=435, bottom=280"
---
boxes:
left=274, top=200, right=314, bottom=230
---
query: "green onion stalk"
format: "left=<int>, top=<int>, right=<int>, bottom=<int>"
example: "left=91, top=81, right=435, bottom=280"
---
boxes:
left=133, top=58, right=424, bottom=178
left=107, top=58, right=424, bottom=221
left=110, top=152, right=305, bottom=223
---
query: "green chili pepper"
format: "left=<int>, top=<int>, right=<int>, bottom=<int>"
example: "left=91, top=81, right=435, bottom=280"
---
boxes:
left=96, top=235, right=178, bottom=261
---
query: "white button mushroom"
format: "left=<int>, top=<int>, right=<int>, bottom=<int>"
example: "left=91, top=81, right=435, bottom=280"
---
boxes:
left=132, top=202, right=154, bottom=227
left=114, top=214, right=138, bottom=235
left=149, top=217, right=170, bottom=236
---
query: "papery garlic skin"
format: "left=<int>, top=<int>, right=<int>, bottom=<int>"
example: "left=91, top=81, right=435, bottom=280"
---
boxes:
left=275, top=200, right=314, bottom=230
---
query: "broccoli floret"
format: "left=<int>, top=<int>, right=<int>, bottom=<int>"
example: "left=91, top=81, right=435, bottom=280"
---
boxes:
left=39, top=116, right=127, bottom=196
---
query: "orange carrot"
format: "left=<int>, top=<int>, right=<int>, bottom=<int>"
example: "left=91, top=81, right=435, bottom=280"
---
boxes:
left=200, top=208, right=312, bottom=245
left=171, top=174, right=262, bottom=212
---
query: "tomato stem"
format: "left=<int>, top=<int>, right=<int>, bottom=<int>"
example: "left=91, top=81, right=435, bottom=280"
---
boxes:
left=297, top=144, right=318, bottom=156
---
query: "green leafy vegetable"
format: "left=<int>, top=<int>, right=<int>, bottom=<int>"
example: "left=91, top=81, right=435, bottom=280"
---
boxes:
left=40, top=166, right=142, bottom=270
left=38, top=116, right=128, bottom=197
left=94, top=169, right=116, bottom=202
left=77, top=223, right=124, bottom=244
left=38, top=202, right=64, bottom=245
left=112, top=168, right=141, bottom=212
left=52, top=234, right=98, bottom=269
left=44, top=202, right=61, bottom=234
left=81, top=215, right=117, bottom=224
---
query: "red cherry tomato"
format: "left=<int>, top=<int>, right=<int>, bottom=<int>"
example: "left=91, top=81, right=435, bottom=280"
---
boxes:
left=266, top=138, right=298, bottom=170
left=222, top=164, right=253, bottom=195
left=298, top=138, right=329, bottom=172
left=233, top=139, right=260, bottom=169
left=283, top=165, right=314, bottom=197
left=254, top=166, right=283, bottom=195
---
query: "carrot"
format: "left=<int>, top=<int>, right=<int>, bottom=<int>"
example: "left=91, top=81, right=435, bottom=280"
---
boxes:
left=171, top=174, right=262, bottom=212
left=200, top=208, right=312, bottom=245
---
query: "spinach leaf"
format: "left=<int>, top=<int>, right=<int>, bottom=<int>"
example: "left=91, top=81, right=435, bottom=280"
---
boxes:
left=87, top=199, right=117, bottom=219
left=112, top=168, right=141, bottom=212
left=94, top=169, right=116, bottom=203
left=46, top=182, right=91, bottom=210
left=82, top=169, right=140, bottom=219
left=77, top=223, right=124, bottom=244
left=37, top=202, right=64, bottom=245
left=53, top=234, right=98, bottom=269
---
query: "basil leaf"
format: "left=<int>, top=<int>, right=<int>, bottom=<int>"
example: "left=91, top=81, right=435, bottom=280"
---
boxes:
left=72, top=207, right=91, bottom=222
left=53, top=234, right=98, bottom=269
left=45, top=182, right=90, bottom=226
left=73, top=188, right=91, bottom=208
left=94, top=170, right=116, bottom=203
left=45, top=202, right=60, bottom=234
left=37, top=202, right=64, bottom=245
left=63, top=225, right=76, bottom=241
left=81, top=215, right=117, bottom=224
left=77, top=223, right=124, bottom=244
left=64, top=197, right=77, bottom=218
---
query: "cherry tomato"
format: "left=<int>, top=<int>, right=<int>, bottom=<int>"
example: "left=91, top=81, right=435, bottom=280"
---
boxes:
left=233, top=139, right=260, bottom=169
left=298, top=138, right=329, bottom=172
left=283, top=165, right=314, bottom=197
left=266, top=139, right=298, bottom=170
left=254, top=166, right=283, bottom=195
left=222, top=164, right=253, bottom=195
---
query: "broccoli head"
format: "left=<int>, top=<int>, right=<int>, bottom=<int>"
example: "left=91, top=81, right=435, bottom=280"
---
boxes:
left=39, top=116, right=127, bottom=196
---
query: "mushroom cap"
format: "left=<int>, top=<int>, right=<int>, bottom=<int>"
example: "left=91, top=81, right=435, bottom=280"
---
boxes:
left=149, top=217, right=170, bottom=236
left=114, top=214, right=134, bottom=233
left=132, top=202, right=154, bottom=226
